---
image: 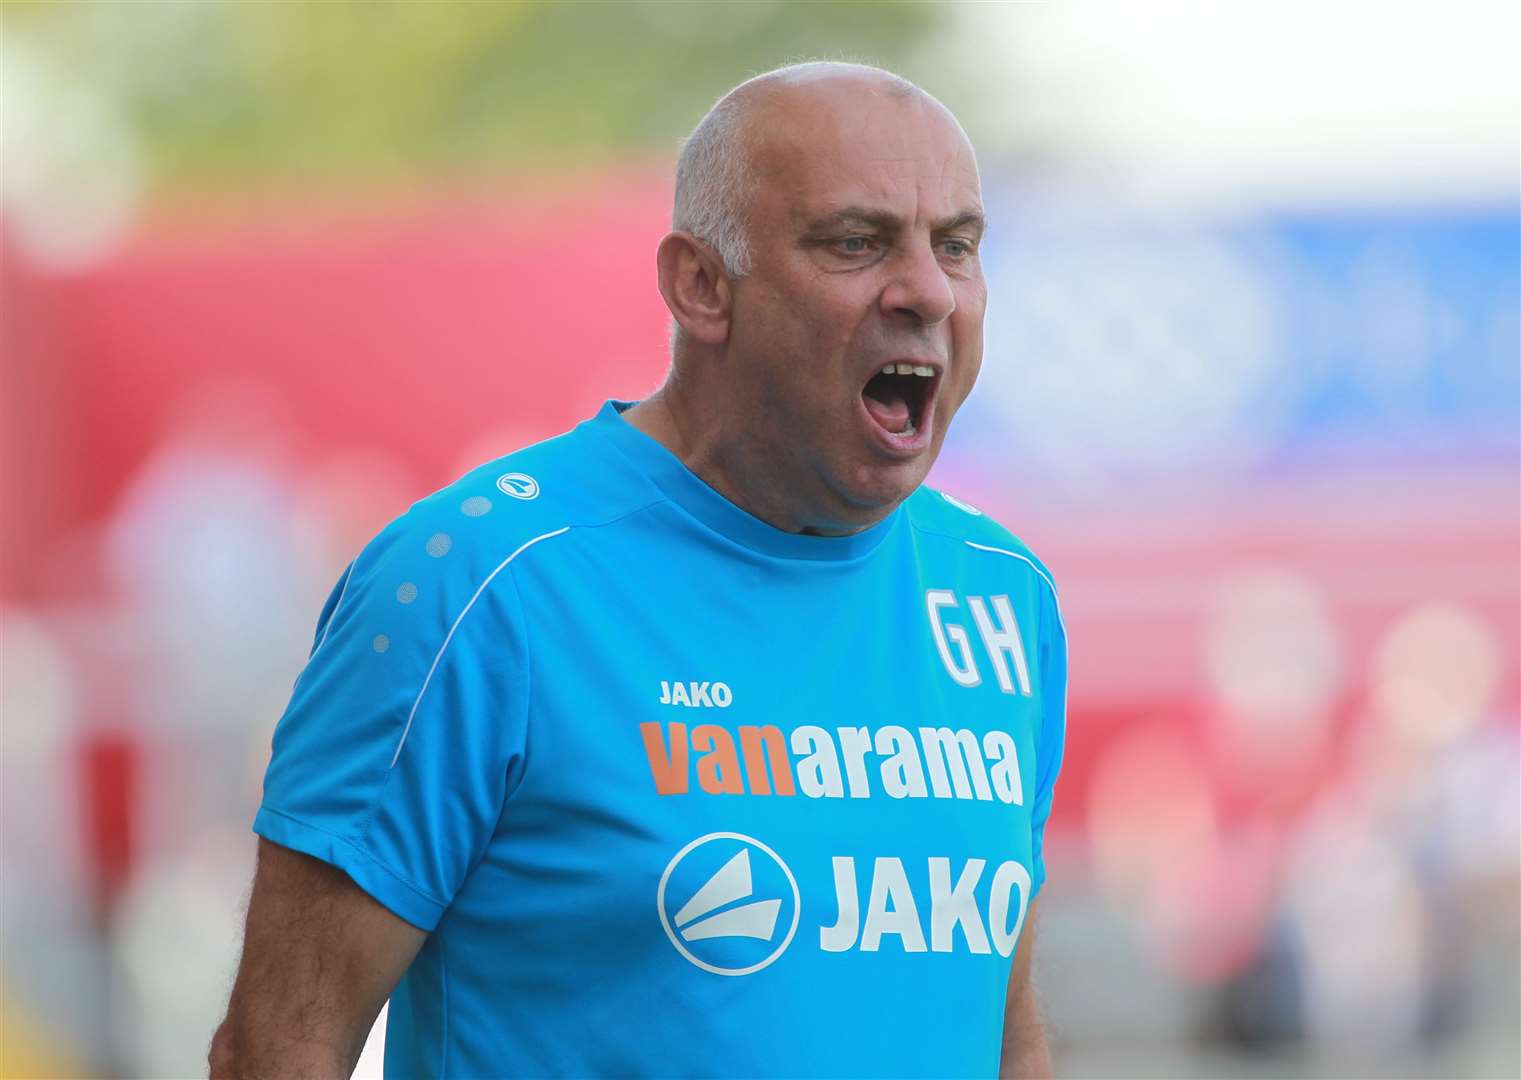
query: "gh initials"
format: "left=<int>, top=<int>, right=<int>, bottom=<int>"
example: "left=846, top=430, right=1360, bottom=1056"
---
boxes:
left=925, top=590, right=1032, bottom=696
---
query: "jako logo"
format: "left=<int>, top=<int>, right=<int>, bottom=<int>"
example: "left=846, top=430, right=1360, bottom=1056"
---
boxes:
left=496, top=472, right=540, bottom=500
left=658, top=832, right=800, bottom=977
left=940, top=490, right=983, bottom=516
left=660, top=681, right=733, bottom=708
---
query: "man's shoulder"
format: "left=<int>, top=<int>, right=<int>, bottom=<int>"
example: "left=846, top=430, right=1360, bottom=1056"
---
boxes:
left=359, top=422, right=656, bottom=588
left=903, top=485, right=1059, bottom=594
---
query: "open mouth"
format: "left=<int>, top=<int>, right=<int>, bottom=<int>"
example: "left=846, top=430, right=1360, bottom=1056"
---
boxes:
left=861, top=363, right=939, bottom=441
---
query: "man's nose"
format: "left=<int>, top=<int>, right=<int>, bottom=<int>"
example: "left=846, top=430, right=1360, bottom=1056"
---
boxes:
left=880, top=240, right=957, bottom=326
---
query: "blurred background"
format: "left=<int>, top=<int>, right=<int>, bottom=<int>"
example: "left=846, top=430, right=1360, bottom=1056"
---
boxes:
left=2, top=1, right=1517, bottom=1077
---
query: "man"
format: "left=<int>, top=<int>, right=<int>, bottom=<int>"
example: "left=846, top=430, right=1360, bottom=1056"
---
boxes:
left=211, top=61, right=1065, bottom=1078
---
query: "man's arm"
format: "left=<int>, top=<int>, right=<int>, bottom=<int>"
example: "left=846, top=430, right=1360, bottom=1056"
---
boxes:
left=999, top=899, right=1052, bottom=1080
left=209, top=838, right=427, bottom=1079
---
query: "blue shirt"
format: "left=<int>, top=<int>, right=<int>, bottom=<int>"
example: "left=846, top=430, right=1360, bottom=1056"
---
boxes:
left=255, top=400, right=1067, bottom=1078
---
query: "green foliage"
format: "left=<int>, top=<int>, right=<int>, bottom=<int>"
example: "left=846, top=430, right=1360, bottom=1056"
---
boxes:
left=6, top=0, right=941, bottom=193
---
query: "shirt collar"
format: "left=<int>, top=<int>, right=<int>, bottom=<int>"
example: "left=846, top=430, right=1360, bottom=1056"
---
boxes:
left=585, top=400, right=901, bottom=562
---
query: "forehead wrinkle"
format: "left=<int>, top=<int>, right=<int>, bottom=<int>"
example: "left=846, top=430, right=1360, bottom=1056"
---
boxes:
left=739, top=75, right=981, bottom=238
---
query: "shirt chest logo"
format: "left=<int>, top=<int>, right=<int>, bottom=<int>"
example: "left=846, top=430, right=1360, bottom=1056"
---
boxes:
left=659, top=680, right=733, bottom=708
left=658, top=832, right=800, bottom=977
left=658, top=832, right=1033, bottom=974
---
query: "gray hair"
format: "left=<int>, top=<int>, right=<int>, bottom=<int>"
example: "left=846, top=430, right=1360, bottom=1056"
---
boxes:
left=672, top=91, right=754, bottom=278
left=673, top=61, right=926, bottom=281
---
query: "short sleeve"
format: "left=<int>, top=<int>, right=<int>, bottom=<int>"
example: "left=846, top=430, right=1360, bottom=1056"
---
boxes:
left=1028, top=580, right=1068, bottom=900
left=253, top=509, right=530, bottom=930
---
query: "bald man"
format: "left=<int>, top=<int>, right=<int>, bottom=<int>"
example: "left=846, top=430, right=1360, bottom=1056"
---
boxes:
left=211, top=62, right=1065, bottom=1079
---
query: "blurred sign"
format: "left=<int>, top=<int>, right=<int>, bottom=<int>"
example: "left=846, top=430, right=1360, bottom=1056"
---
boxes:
left=968, top=201, right=1520, bottom=480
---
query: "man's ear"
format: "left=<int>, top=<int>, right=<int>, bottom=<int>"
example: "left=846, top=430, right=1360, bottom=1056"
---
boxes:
left=656, top=231, right=733, bottom=345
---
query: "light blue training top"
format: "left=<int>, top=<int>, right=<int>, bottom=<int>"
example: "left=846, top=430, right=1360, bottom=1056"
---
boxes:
left=255, top=400, right=1067, bottom=1078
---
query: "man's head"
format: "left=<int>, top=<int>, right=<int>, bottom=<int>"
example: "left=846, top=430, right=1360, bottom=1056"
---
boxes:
left=653, top=61, right=987, bottom=534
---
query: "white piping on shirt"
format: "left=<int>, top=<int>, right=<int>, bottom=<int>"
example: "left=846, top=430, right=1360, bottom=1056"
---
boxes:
left=963, top=540, right=1066, bottom=642
left=389, top=526, right=570, bottom=769
left=964, top=539, right=1070, bottom=784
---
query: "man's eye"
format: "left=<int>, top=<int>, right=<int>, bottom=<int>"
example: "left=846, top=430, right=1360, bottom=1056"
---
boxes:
left=837, top=236, right=872, bottom=254
left=941, top=239, right=974, bottom=258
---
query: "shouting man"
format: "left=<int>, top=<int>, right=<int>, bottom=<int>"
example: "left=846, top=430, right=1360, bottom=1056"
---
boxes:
left=212, top=61, right=1067, bottom=1079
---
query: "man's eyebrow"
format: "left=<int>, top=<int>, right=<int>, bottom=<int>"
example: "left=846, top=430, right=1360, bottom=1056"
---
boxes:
left=804, top=207, right=901, bottom=233
left=934, top=210, right=987, bottom=236
left=803, top=206, right=987, bottom=235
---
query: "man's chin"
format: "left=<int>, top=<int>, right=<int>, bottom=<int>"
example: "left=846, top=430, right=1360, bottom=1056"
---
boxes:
left=833, top=458, right=932, bottom=523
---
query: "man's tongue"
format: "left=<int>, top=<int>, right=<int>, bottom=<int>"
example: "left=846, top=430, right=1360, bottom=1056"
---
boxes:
left=863, top=384, right=912, bottom=434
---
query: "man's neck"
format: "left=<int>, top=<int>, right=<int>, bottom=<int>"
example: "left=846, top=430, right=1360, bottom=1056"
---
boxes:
left=620, top=388, right=874, bottom=537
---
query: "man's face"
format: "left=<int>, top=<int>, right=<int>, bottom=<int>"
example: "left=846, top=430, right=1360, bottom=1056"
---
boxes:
left=725, top=83, right=987, bottom=529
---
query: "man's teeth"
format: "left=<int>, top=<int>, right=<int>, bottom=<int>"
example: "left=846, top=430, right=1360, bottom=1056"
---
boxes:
left=880, top=364, right=935, bottom=377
